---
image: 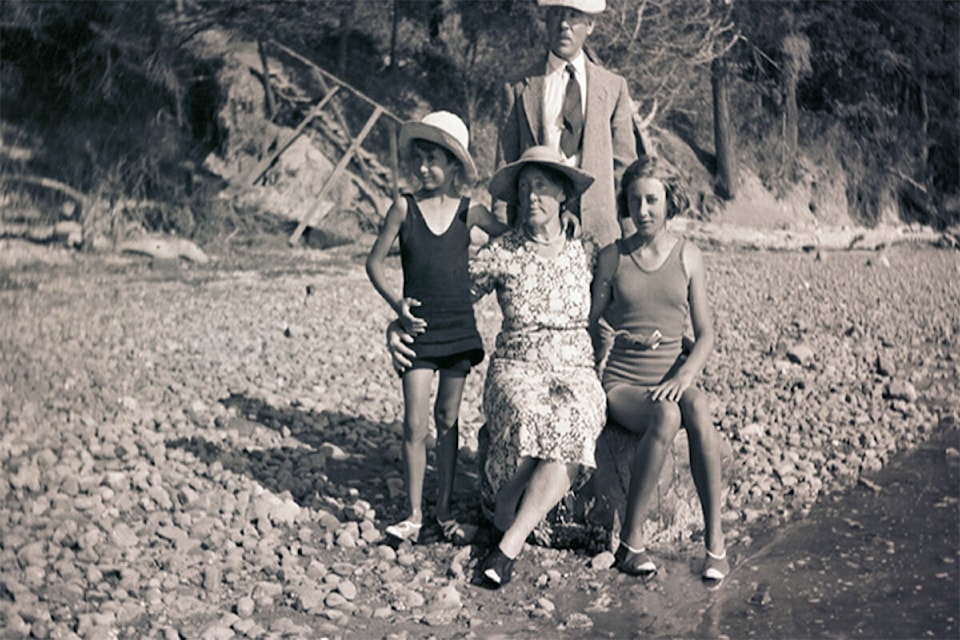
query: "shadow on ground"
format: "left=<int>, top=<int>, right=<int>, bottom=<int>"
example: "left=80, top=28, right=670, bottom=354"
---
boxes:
left=166, top=392, right=485, bottom=539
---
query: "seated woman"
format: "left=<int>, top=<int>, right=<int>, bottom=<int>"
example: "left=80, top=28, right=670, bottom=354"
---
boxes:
left=388, top=146, right=606, bottom=588
left=588, top=155, right=728, bottom=584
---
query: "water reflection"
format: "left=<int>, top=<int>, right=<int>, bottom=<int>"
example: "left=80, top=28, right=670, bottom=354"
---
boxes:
left=586, top=426, right=958, bottom=639
left=703, top=426, right=959, bottom=639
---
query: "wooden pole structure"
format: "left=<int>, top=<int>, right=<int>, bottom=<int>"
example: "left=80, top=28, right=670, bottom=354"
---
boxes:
left=289, top=105, right=384, bottom=245
left=268, top=40, right=402, bottom=187
left=269, top=40, right=403, bottom=125
left=241, top=87, right=340, bottom=186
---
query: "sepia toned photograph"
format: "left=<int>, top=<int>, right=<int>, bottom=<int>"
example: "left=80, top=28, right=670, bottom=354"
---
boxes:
left=1, top=1, right=958, bottom=638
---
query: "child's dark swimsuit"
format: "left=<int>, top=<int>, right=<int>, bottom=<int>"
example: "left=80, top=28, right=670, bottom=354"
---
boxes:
left=399, top=194, right=484, bottom=372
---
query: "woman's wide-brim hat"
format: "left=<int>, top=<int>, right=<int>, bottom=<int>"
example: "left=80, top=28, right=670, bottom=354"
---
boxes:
left=489, top=145, right=594, bottom=204
left=538, top=0, right=606, bottom=14
left=398, top=111, right=477, bottom=183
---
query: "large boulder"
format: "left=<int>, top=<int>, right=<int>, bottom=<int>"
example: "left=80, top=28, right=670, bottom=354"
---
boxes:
left=577, top=422, right=735, bottom=548
left=476, top=417, right=736, bottom=551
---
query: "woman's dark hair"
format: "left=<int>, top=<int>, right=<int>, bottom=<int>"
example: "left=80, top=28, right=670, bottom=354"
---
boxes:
left=617, top=155, right=689, bottom=219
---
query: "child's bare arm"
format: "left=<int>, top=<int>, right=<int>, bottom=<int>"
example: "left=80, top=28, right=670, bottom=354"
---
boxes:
left=366, top=197, right=426, bottom=334
left=468, top=203, right=509, bottom=238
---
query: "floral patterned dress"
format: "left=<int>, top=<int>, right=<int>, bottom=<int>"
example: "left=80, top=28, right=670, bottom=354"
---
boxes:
left=470, top=229, right=607, bottom=516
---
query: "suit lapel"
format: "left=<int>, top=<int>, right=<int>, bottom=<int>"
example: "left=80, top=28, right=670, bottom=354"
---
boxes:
left=520, top=62, right=548, bottom=144
left=582, top=61, right=608, bottom=164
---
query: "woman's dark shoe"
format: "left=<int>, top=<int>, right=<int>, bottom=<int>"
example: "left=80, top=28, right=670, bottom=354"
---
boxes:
left=614, top=542, right=657, bottom=577
left=481, top=548, right=516, bottom=587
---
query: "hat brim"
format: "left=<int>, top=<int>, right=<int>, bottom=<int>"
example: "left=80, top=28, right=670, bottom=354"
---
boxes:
left=489, top=156, right=594, bottom=205
left=398, top=122, right=477, bottom=183
left=538, top=0, right=606, bottom=14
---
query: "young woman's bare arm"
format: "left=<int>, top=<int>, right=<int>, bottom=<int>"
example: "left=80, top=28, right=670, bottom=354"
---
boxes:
left=650, top=242, right=714, bottom=402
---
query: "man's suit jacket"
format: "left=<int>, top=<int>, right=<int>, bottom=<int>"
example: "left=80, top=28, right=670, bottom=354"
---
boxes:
left=496, top=56, right=637, bottom=247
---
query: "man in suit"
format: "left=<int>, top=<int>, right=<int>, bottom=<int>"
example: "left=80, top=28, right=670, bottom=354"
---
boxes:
left=496, top=0, right=637, bottom=247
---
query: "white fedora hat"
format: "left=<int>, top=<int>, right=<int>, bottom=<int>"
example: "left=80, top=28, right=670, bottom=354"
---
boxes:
left=489, top=145, right=594, bottom=205
left=398, top=111, right=477, bottom=183
left=538, top=0, right=606, bottom=14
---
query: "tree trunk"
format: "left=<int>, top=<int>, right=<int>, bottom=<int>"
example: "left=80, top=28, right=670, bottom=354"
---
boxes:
left=389, top=0, right=399, bottom=73
left=429, top=0, right=444, bottom=42
left=919, top=74, right=929, bottom=183
left=337, top=3, right=355, bottom=78
left=257, top=39, right=275, bottom=120
left=711, top=57, right=736, bottom=199
left=783, top=68, right=798, bottom=177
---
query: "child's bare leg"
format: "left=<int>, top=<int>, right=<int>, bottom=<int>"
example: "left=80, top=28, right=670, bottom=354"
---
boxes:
left=399, top=368, right=434, bottom=524
left=608, top=386, right=682, bottom=550
left=680, top=387, right=725, bottom=555
left=434, top=371, right=466, bottom=521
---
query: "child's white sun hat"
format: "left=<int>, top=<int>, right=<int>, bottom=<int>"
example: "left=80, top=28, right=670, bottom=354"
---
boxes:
left=399, top=111, right=477, bottom=183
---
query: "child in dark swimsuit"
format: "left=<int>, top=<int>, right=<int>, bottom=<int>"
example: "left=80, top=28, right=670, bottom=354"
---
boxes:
left=589, top=155, right=728, bottom=584
left=367, top=111, right=507, bottom=543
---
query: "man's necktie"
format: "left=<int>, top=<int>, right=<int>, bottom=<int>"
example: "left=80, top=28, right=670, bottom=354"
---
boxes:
left=560, top=64, right=583, bottom=158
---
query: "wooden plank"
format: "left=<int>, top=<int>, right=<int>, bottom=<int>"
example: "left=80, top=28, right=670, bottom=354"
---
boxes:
left=289, top=105, right=384, bottom=245
left=266, top=40, right=401, bottom=209
left=241, top=86, right=340, bottom=186
left=269, top=40, right=403, bottom=124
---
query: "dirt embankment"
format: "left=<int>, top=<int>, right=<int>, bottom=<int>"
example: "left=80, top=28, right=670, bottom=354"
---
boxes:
left=0, top=240, right=958, bottom=638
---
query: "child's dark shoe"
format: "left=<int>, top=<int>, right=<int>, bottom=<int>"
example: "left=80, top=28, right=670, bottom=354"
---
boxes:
left=481, top=548, right=516, bottom=587
left=614, top=542, right=657, bottom=577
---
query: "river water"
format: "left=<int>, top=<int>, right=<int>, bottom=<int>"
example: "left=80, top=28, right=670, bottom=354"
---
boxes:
left=549, top=424, right=960, bottom=639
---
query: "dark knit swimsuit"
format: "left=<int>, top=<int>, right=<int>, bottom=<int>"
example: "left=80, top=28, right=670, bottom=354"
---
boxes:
left=399, top=194, right=484, bottom=373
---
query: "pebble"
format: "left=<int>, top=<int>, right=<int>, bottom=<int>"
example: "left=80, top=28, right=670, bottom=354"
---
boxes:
left=431, top=583, right=461, bottom=610
left=336, top=580, right=357, bottom=600
left=786, top=343, right=815, bottom=366
left=589, top=551, right=615, bottom=570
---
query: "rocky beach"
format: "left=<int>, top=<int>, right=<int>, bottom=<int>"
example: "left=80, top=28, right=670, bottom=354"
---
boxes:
left=1, top=238, right=958, bottom=639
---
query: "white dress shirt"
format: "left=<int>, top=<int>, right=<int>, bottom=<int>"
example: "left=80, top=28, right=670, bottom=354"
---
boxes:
left=543, top=51, right=587, bottom=167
